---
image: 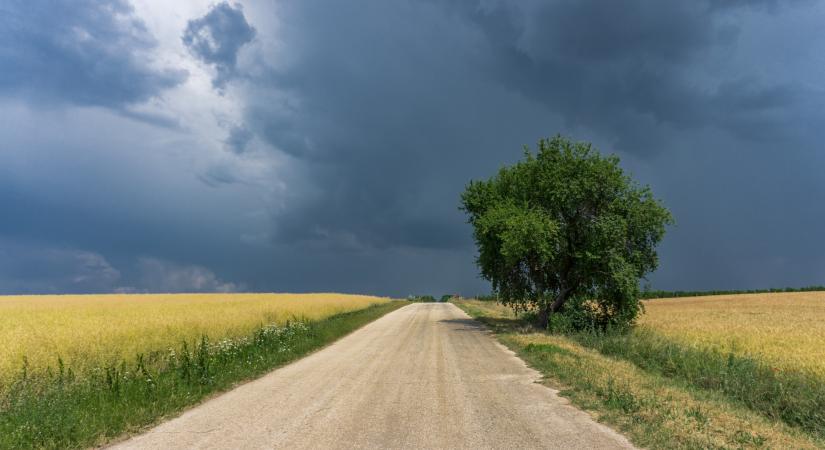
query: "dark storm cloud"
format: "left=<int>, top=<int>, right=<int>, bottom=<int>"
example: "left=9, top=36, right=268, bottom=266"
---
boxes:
left=236, top=0, right=825, bottom=292
left=245, top=2, right=802, bottom=243
left=183, top=2, right=256, bottom=88
left=2, top=0, right=824, bottom=296
left=244, top=1, right=538, bottom=251
left=460, top=0, right=819, bottom=152
left=0, top=0, right=185, bottom=108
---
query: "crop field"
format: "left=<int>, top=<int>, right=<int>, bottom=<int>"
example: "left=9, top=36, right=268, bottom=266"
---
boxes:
left=641, top=291, right=825, bottom=376
left=0, top=293, right=401, bottom=449
left=0, top=293, right=388, bottom=386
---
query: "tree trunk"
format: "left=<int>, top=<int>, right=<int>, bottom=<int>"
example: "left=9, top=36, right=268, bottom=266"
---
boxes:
left=536, top=287, right=571, bottom=330
left=536, top=303, right=550, bottom=329
left=550, top=287, right=571, bottom=314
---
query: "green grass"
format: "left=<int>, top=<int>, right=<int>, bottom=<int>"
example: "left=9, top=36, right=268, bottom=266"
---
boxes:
left=0, top=301, right=405, bottom=449
left=455, top=299, right=823, bottom=449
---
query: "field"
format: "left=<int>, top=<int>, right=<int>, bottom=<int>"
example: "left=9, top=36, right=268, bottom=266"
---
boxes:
left=0, top=293, right=388, bottom=385
left=0, top=293, right=401, bottom=449
left=455, top=293, right=825, bottom=449
left=641, top=292, right=825, bottom=377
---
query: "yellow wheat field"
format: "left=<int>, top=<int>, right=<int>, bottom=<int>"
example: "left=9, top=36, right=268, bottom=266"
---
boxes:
left=0, top=293, right=389, bottom=383
left=641, top=291, right=825, bottom=376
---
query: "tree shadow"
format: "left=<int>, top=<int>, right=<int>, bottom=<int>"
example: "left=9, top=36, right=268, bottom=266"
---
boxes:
left=439, top=318, right=486, bottom=331
left=441, top=316, right=534, bottom=334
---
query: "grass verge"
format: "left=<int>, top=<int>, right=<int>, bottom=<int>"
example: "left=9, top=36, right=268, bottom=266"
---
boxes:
left=455, top=300, right=823, bottom=449
left=0, top=301, right=405, bottom=449
left=571, top=328, right=825, bottom=439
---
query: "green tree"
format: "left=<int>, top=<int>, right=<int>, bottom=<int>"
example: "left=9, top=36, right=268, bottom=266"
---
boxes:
left=460, top=136, right=673, bottom=330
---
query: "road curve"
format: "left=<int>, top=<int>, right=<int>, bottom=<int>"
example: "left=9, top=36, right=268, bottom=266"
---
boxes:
left=111, top=303, right=634, bottom=449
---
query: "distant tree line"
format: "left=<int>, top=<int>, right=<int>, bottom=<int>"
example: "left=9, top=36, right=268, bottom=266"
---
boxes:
left=472, top=286, right=825, bottom=302
left=406, top=295, right=456, bottom=302
left=640, top=286, right=825, bottom=299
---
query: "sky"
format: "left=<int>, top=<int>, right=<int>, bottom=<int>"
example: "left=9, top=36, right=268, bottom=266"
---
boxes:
left=1, top=0, right=824, bottom=296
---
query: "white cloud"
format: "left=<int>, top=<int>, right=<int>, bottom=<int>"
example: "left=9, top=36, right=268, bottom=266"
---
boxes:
left=133, top=257, right=241, bottom=293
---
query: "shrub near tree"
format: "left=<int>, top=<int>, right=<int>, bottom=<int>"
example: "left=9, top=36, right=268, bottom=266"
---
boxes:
left=461, top=136, right=672, bottom=330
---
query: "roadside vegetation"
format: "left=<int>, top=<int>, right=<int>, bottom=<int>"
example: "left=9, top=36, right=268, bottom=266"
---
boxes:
left=455, top=296, right=825, bottom=449
left=0, top=293, right=387, bottom=383
left=0, top=294, right=403, bottom=449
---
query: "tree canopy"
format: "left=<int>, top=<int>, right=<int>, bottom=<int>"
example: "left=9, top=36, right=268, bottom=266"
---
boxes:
left=461, top=136, right=673, bottom=330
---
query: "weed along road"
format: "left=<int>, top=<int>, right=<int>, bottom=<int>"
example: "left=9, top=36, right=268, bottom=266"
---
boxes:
left=111, top=303, right=634, bottom=449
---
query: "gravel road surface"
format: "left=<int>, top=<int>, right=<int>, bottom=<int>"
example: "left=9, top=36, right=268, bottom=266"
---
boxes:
left=111, top=303, right=634, bottom=449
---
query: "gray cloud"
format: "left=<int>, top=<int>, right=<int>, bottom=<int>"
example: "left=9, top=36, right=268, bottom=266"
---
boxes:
left=0, top=0, right=185, bottom=108
left=0, top=239, right=243, bottom=294
left=198, top=163, right=242, bottom=187
left=225, top=125, right=254, bottom=154
left=0, top=240, right=120, bottom=294
left=183, top=2, right=256, bottom=88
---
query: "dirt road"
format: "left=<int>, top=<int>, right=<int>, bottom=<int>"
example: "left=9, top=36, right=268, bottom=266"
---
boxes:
left=112, top=303, right=634, bottom=449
